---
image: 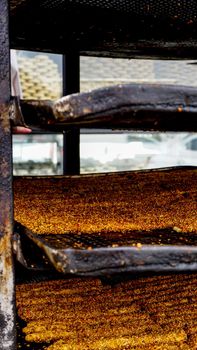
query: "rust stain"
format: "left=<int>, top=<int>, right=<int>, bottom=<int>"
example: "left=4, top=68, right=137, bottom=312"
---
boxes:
left=0, top=157, right=10, bottom=178
left=82, top=107, right=92, bottom=114
left=0, top=234, right=15, bottom=349
left=177, top=106, right=183, bottom=112
left=0, top=0, right=16, bottom=347
left=0, top=234, right=13, bottom=292
left=0, top=103, right=10, bottom=133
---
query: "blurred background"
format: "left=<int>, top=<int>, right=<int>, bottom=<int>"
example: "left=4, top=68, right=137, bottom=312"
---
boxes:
left=13, top=51, right=197, bottom=175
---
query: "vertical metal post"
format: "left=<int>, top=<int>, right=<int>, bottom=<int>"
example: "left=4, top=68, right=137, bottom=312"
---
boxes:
left=62, top=53, right=80, bottom=175
left=0, top=1, right=16, bottom=349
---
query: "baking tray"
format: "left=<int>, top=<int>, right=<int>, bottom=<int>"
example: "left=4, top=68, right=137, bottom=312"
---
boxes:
left=10, top=0, right=197, bottom=58
left=14, top=221, right=197, bottom=277
left=13, top=167, right=197, bottom=277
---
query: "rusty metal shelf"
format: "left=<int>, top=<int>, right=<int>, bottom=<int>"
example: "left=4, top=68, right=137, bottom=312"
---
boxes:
left=15, top=223, right=197, bottom=277
left=13, top=167, right=197, bottom=278
left=10, top=0, right=197, bottom=59
left=16, top=84, right=197, bottom=132
left=4, top=2, right=197, bottom=350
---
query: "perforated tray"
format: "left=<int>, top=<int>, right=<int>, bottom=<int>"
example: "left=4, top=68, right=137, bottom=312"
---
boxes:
left=15, top=223, right=197, bottom=277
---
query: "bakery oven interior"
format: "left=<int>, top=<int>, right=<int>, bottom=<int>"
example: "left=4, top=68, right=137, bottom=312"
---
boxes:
left=0, top=1, right=197, bottom=349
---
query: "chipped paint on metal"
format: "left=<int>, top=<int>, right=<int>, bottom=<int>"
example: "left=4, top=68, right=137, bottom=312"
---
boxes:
left=0, top=235, right=15, bottom=349
left=0, top=0, right=16, bottom=349
left=0, top=104, right=16, bottom=348
left=0, top=103, right=16, bottom=349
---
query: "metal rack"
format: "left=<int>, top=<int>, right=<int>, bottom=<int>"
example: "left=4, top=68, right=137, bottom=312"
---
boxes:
left=1, top=1, right=197, bottom=349
left=0, top=1, right=15, bottom=348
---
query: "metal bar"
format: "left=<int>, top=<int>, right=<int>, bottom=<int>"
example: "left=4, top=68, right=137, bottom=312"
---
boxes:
left=62, top=54, right=80, bottom=175
left=16, top=222, right=197, bottom=277
left=0, top=0, right=16, bottom=349
left=19, top=83, right=197, bottom=131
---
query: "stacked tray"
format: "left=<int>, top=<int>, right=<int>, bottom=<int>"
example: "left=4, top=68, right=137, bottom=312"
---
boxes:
left=19, top=84, right=197, bottom=132
left=14, top=167, right=197, bottom=277
left=10, top=0, right=197, bottom=58
left=16, top=274, right=197, bottom=349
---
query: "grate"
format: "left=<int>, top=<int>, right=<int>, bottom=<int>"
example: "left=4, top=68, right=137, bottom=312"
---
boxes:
left=20, top=84, right=197, bottom=131
left=40, top=0, right=197, bottom=22
left=10, top=0, right=197, bottom=58
left=15, top=223, right=197, bottom=277
left=40, top=229, right=197, bottom=250
left=13, top=167, right=197, bottom=277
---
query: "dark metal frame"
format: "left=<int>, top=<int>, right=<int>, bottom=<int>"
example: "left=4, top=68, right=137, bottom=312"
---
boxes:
left=62, top=54, right=80, bottom=175
left=17, top=221, right=197, bottom=277
left=19, top=84, right=197, bottom=131
left=13, top=166, right=197, bottom=278
left=9, top=0, right=197, bottom=59
left=0, top=1, right=16, bottom=349
left=2, top=1, right=197, bottom=349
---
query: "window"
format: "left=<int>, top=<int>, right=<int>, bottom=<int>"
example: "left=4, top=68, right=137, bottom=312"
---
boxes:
left=13, top=53, right=197, bottom=175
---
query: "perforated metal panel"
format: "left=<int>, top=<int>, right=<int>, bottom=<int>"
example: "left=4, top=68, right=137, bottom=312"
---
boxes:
left=10, top=0, right=197, bottom=58
left=40, top=0, right=197, bottom=22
